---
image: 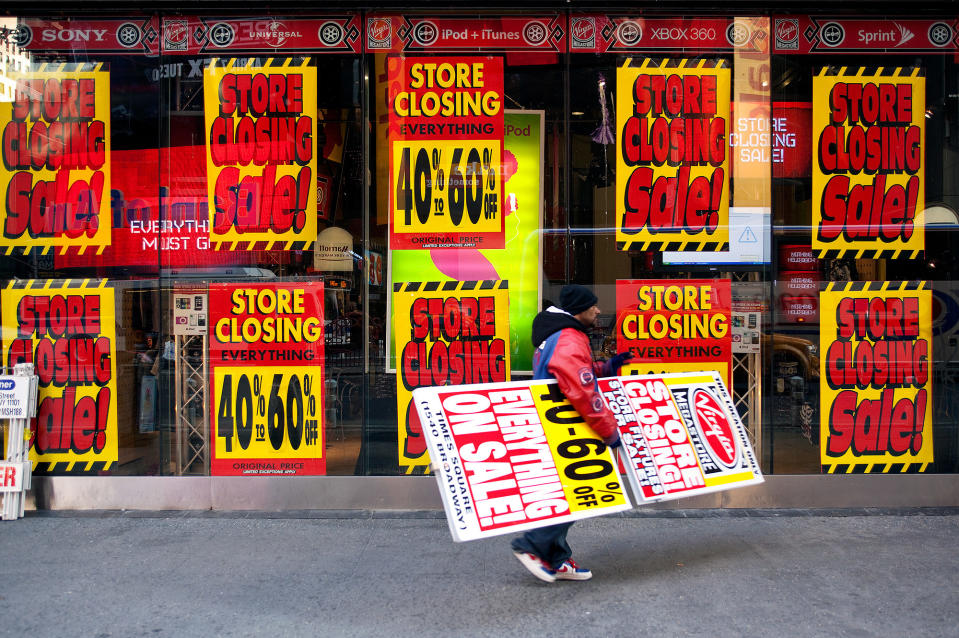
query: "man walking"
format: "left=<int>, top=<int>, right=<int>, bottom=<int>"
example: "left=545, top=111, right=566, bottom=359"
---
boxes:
left=511, top=284, right=631, bottom=582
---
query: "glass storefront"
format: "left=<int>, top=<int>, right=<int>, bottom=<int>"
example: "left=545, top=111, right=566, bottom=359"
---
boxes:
left=1, top=10, right=957, bottom=499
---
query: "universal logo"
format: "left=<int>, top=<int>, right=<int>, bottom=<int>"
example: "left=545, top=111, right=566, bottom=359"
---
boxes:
left=250, top=21, right=301, bottom=48
left=164, top=19, right=188, bottom=51
left=570, top=17, right=595, bottom=49
left=367, top=17, right=391, bottom=49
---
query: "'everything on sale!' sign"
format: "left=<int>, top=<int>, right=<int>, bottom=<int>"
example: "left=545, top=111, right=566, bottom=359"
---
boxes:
left=616, top=58, right=730, bottom=252
left=209, top=282, right=326, bottom=475
left=616, top=279, right=732, bottom=386
left=388, top=56, right=505, bottom=250
left=812, top=67, right=925, bottom=259
left=820, top=281, right=933, bottom=473
left=412, top=379, right=632, bottom=542
left=393, top=280, right=510, bottom=471
left=204, top=58, right=318, bottom=250
left=0, top=64, right=112, bottom=254
left=603, top=373, right=762, bottom=503
left=2, top=280, right=118, bottom=474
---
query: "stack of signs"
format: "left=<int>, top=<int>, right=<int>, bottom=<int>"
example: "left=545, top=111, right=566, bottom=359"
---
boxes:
left=602, top=372, right=763, bottom=503
left=413, top=371, right=762, bottom=542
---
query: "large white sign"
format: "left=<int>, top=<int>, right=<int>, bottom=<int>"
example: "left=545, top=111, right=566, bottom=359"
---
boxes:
left=414, top=372, right=763, bottom=542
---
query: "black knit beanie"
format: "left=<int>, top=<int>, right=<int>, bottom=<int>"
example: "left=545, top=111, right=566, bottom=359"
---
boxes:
left=559, top=284, right=598, bottom=315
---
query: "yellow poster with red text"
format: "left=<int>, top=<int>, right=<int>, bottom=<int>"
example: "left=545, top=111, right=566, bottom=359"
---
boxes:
left=0, top=65, right=112, bottom=254
left=204, top=59, right=317, bottom=250
left=820, top=281, right=932, bottom=473
left=812, top=68, right=924, bottom=259
left=393, top=281, right=510, bottom=471
left=2, top=280, right=118, bottom=474
left=616, top=59, right=730, bottom=252
left=616, top=279, right=732, bottom=387
left=388, top=56, right=505, bottom=250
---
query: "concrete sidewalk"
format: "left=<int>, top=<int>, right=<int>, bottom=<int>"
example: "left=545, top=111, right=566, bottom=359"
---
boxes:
left=1, top=510, right=957, bottom=638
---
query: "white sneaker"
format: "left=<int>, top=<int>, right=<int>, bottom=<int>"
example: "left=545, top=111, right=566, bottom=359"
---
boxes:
left=512, top=551, right=557, bottom=582
left=554, top=559, right=592, bottom=580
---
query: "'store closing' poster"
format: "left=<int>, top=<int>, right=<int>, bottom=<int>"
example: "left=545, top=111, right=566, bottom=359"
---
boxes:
left=413, top=372, right=762, bottom=542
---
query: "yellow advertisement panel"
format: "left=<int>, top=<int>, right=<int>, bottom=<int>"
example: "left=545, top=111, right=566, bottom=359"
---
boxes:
left=208, top=282, right=326, bottom=475
left=388, top=56, right=506, bottom=250
left=820, top=282, right=932, bottom=473
left=616, top=59, right=730, bottom=252
left=812, top=68, right=924, bottom=259
left=203, top=58, right=318, bottom=250
left=0, top=64, right=112, bottom=255
left=393, top=280, right=510, bottom=472
left=1, top=280, right=118, bottom=473
left=616, top=279, right=732, bottom=388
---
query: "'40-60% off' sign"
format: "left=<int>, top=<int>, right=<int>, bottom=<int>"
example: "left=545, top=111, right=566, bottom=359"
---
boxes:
left=393, top=143, right=500, bottom=245
left=215, top=368, right=322, bottom=456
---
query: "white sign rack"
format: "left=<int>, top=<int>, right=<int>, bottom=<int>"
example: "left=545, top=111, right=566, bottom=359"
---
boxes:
left=1, top=363, right=38, bottom=521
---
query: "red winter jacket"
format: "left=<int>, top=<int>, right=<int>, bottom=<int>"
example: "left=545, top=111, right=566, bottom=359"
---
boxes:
left=532, top=307, right=619, bottom=442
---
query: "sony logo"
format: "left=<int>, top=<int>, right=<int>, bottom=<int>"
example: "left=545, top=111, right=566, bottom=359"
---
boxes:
left=41, top=28, right=109, bottom=42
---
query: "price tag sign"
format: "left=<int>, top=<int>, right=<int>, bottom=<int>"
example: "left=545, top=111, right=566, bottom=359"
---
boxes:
left=388, top=56, right=505, bottom=250
left=208, top=282, right=326, bottom=475
left=412, top=379, right=631, bottom=542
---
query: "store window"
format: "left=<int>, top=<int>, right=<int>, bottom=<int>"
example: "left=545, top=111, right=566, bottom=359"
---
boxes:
left=768, top=15, right=959, bottom=474
left=1, top=10, right=956, bottom=486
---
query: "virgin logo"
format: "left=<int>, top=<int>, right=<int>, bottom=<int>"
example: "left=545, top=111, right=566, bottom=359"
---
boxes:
left=368, top=19, right=390, bottom=42
left=693, top=389, right=738, bottom=468
left=571, top=19, right=594, bottom=41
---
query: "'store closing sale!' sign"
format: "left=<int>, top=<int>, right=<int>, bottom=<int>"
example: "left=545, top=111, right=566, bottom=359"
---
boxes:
left=812, top=67, right=925, bottom=259
left=388, top=57, right=505, bottom=249
left=2, top=280, right=118, bottom=474
left=820, top=281, right=933, bottom=473
left=208, top=283, right=326, bottom=475
left=0, top=64, right=112, bottom=254
left=204, top=59, right=318, bottom=250
left=616, top=59, right=730, bottom=252
left=393, top=280, right=511, bottom=470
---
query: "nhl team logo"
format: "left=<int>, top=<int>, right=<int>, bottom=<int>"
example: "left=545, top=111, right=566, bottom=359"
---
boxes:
left=818, top=22, right=845, bottom=48
left=164, top=19, right=189, bottom=51
left=775, top=18, right=799, bottom=50
left=367, top=17, right=392, bottom=49
left=570, top=17, right=595, bottom=49
left=116, top=22, right=143, bottom=49
left=208, top=22, right=236, bottom=48
left=522, top=21, right=548, bottom=46
left=5, top=24, right=33, bottom=47
left=616, top=20, right=643, bottom=47
left=318, top=21, right=344, bottom=47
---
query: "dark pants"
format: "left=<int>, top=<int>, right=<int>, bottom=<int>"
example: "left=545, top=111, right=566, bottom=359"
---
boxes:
left=510, top=522, right=574, bottom=570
